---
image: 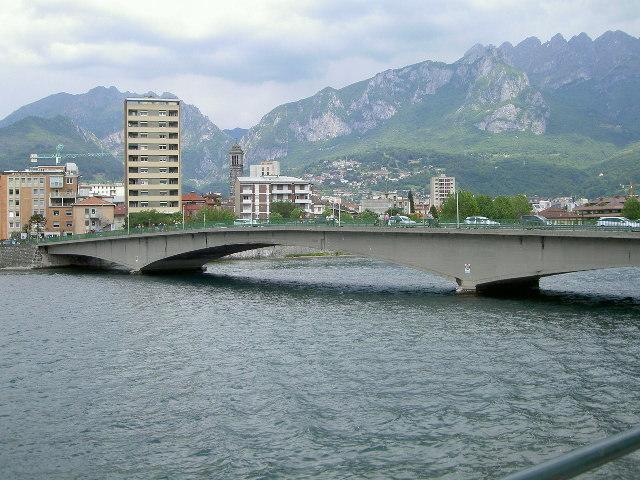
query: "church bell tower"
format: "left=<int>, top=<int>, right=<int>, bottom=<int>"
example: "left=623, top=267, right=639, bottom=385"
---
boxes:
left=228, top=144, right=245, bottom=199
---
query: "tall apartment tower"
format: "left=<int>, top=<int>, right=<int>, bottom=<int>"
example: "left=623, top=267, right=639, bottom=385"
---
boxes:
left=429, top=174, right=456, bottom=209
left=124, top=98, right=181, bottom=214
left=228, top=144, right=244, bottom=199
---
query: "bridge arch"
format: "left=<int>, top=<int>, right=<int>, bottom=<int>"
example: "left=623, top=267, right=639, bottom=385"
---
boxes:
left=41, top=226, right=640, bottom=294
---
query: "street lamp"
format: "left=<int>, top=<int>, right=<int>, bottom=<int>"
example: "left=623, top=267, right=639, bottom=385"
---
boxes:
left=456, top=189, right=460, bottom=228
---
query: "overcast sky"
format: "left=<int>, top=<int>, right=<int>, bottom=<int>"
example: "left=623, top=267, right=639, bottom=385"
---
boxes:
left=1, top=0, right=638, bottom=128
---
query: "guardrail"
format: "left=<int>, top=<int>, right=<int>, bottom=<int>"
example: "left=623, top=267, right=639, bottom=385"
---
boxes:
left=502, top=425, right=640, bottom=480
left=9, top=218, right=639, bottom=246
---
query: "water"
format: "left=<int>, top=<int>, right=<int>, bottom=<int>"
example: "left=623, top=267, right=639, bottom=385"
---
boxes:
left=1, top=257, right=640, bottom=479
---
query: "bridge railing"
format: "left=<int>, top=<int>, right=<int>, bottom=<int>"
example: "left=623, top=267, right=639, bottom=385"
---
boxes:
left=20, top=217, right=640, bottom=245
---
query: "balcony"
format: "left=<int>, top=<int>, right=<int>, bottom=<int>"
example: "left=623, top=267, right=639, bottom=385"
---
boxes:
left=271, top=188, right=292, bottom=194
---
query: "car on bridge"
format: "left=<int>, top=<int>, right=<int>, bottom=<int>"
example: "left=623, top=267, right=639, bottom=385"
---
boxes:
left=233, top=218, right=257, bottom=226
left=596, top=216, right=640, bottom=228
left=520, top=214, right=550, bottom=227
left=388, top=215, right=417, bottom=227
left=464, top=216, right=500, bottom=227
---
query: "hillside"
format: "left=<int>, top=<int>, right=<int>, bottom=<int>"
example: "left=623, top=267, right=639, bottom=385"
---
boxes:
left=1, top=31, right=639, bottom=196
left=0, top=86, right=233, bottom=186
left=0, top=116, right=121, bottom=179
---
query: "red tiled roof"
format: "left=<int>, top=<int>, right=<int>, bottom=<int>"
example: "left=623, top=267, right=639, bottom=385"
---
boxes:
left=114, top=205, right=127, bottom=216
left=182, top=192, right=206, bottom=202
left=74, top=196, right=115, bottom=207
left=538, top=207, right=578, bottom=219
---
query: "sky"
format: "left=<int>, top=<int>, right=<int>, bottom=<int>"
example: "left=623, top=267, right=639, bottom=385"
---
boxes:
left=1, top=0, right=639, bottom=129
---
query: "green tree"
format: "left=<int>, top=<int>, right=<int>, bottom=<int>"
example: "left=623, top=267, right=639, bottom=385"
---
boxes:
left=358, top=209, right=378, bottom=223
left=475, top=195, right=495, bottom=218
left=510, top=194, right=532, bottom=218
left=492, top=196, right=516, bottom=220
left=190, top=206, right=235, bottom=224
left=128, top=210, right=182, bottom=228
left=269, top=212, right=284, bottom=223
left=386, top=207, right=403, bottom=216
left=622, top=196, right=640, bottom=220
left=27, top=213, right=45, bottom=235
left=290, top=207, right=304, bottom=220
left=270, top=201, right=296, bottom=218
left=429, top=205, right=439, bottom=219
left=408, top=190, right=415, bottom=213
left=440, top=191, right=478, bottom=220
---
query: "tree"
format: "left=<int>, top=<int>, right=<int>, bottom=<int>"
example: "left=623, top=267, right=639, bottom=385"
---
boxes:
left=269, top=212, right=284, bottom=223
left=386, top=207, right=403, bottom=216
left=190, top=206, right=235, bottom=224
left=128, top=210, right=182, bottom=228
left=623, top=196, right=640, bottom=220
left=358, top=209, right=378, bottom=223
left=440, top=191, right=478, bottom=220
left=270, top=201, right=296, bottom=219
left=429, top=205, right=439, bottom=219
left=475, top=195, right=495, bottom=219
left=27, top=213, right=45, bottom=236
left=408, top=190, right=415, bottom=214
left=492, top=196, right=516, bottom=220
left=510, top=194, right=532, bottom=218
left=290, top=207, right=304, bottom=220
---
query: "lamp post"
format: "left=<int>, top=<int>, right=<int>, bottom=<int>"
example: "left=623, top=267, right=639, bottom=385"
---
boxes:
left=182, top=203, right=185, bottom=230
left=127, top=210, right=130, bottom=235
left=456, top=189, right=460, bottom=229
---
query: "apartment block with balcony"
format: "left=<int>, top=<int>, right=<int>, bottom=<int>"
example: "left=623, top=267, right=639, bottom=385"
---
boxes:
left=234, top=176, right=313, bottom=220
left=430, top=174, right=456, bottom=209
left=72, top=197, right=115, bottom=234
left=124, top=98, right=181, bottom=214
left=0, top=162, right=79, bottom=240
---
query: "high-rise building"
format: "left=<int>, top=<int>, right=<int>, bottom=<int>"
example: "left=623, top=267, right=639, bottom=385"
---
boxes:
left=249, top=160, right=280, bottom=177
left=0, top=162, right=79, bottom=240
left=124, top=98, right=181, bottom=214
left=430, top=174, right=456, bottom=209
left=228, top=144, right=244, bottom=199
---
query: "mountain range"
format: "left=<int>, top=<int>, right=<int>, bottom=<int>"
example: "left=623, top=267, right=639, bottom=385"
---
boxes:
left=0, top=30, right=638, bottom=197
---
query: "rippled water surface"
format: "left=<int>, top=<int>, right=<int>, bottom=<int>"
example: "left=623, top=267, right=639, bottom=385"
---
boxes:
left=1, top=257, right=640, bottom=479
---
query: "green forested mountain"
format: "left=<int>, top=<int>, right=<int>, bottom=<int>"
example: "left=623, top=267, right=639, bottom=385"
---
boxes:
left=0, top=116, right=121, bottom=179
left=1, top=31, right=639, bottom=195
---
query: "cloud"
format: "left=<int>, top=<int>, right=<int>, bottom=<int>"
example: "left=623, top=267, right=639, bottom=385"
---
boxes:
left=0, top=0, right=639, bottom=127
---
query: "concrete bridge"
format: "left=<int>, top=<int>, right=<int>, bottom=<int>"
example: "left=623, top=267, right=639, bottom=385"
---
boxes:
left=40, top=226, right=640, bottom=294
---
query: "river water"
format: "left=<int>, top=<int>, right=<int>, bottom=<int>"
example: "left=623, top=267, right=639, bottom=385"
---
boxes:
left=1, top=257, right=640, bottom=479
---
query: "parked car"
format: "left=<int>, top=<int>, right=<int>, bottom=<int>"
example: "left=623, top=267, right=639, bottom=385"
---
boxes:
left=596, top=216, right=640, bottom=228
left=464, top=216, right=500, bottom=226
left=388, top=215, right=417, bottom=227
left=520, top=214, right=549, bottom=227
left=233, top=218, right=255, bottom=226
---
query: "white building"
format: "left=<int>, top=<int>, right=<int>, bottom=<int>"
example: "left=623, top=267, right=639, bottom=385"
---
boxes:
left=249, top=160, right=281, bottom=177
left=234, top=175, right=313, bottom=220
left=429, top=174, right=456, bottom=208
left=78, top=182, right=125, bottom=203
left=360, top=192, right=410, bottom=214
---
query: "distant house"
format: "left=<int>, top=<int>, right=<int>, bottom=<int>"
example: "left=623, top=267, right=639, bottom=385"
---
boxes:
left=114, top=204, right=127, bottom=230
left=72, top=197, right=115, bottom=234
left=182, top=192, right=207, bottom=219
left=572, top=196, right=626, bottom=219
left=538, top=207, right=581, bottom=224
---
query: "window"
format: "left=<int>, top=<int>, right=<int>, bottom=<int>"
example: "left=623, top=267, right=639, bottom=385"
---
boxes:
left=66, top=222, right=73, bottom=227
left=66, top=177, right=73, bottom=184
left=158, top=145, right=167, bottom=150
left=159, top=179, right=168, bottom=185
left=15, top=200, right=20, bottom=206
left=158, top=133, right=167, bottom=139
left=85, top=208, right=90, bottom=214
left=91, top=209, right=96, bottom=215
left=139, top=132, right=148, bottom=138
left=158, top=121, right=167, bottom=127
left=15, top=188, right=19, bottom=194
left=85, top=220, right=89, bottom=226
left=139, top=121, right=148, bottom=127
left=141, top=190, right=149, bottom=195
left=159, top=168, right=168, bottom=173
left=39, top=178, right=44, bottom=184
left=15, top=222, right=20, bottom=228
left=159, top=110, right=167, bottom=116
left=139, top=156, right=148, bottom=162
left=53, top=222, right=60, bottom=228
left=159, top=202, right=168, bottom=207
left=53, top=210, right=60, bottom=216
left=139, top=110, right=148, bottom=116
left=140, top=168, right=148, bottom=173
left=140, top=145, right=148, bottom=151
left=140, top=201, right=148, bottom=207
left=65, top=210, right=72, bottom=216
left=50, top=176, right=63, bottom=188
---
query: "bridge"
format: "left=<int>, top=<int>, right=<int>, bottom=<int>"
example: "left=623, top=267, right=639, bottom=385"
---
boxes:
left=38, top=225, right=640, bottom=294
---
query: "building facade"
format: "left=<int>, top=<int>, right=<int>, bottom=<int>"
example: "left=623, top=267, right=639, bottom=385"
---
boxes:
left=430, top=174, right=456, bottom=209
left=0, top=162, right=79, bottom=240
left=228, top=144, right=244, bottom=199
left=78, top=182, right=125, bottom=203
left=234, top=176, right=312, bottom=220
left=124, top=98, right=181, bottom=214
left=249, top=160, right=281, bottom=177
left=72, top=197, right=115, bottom=234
